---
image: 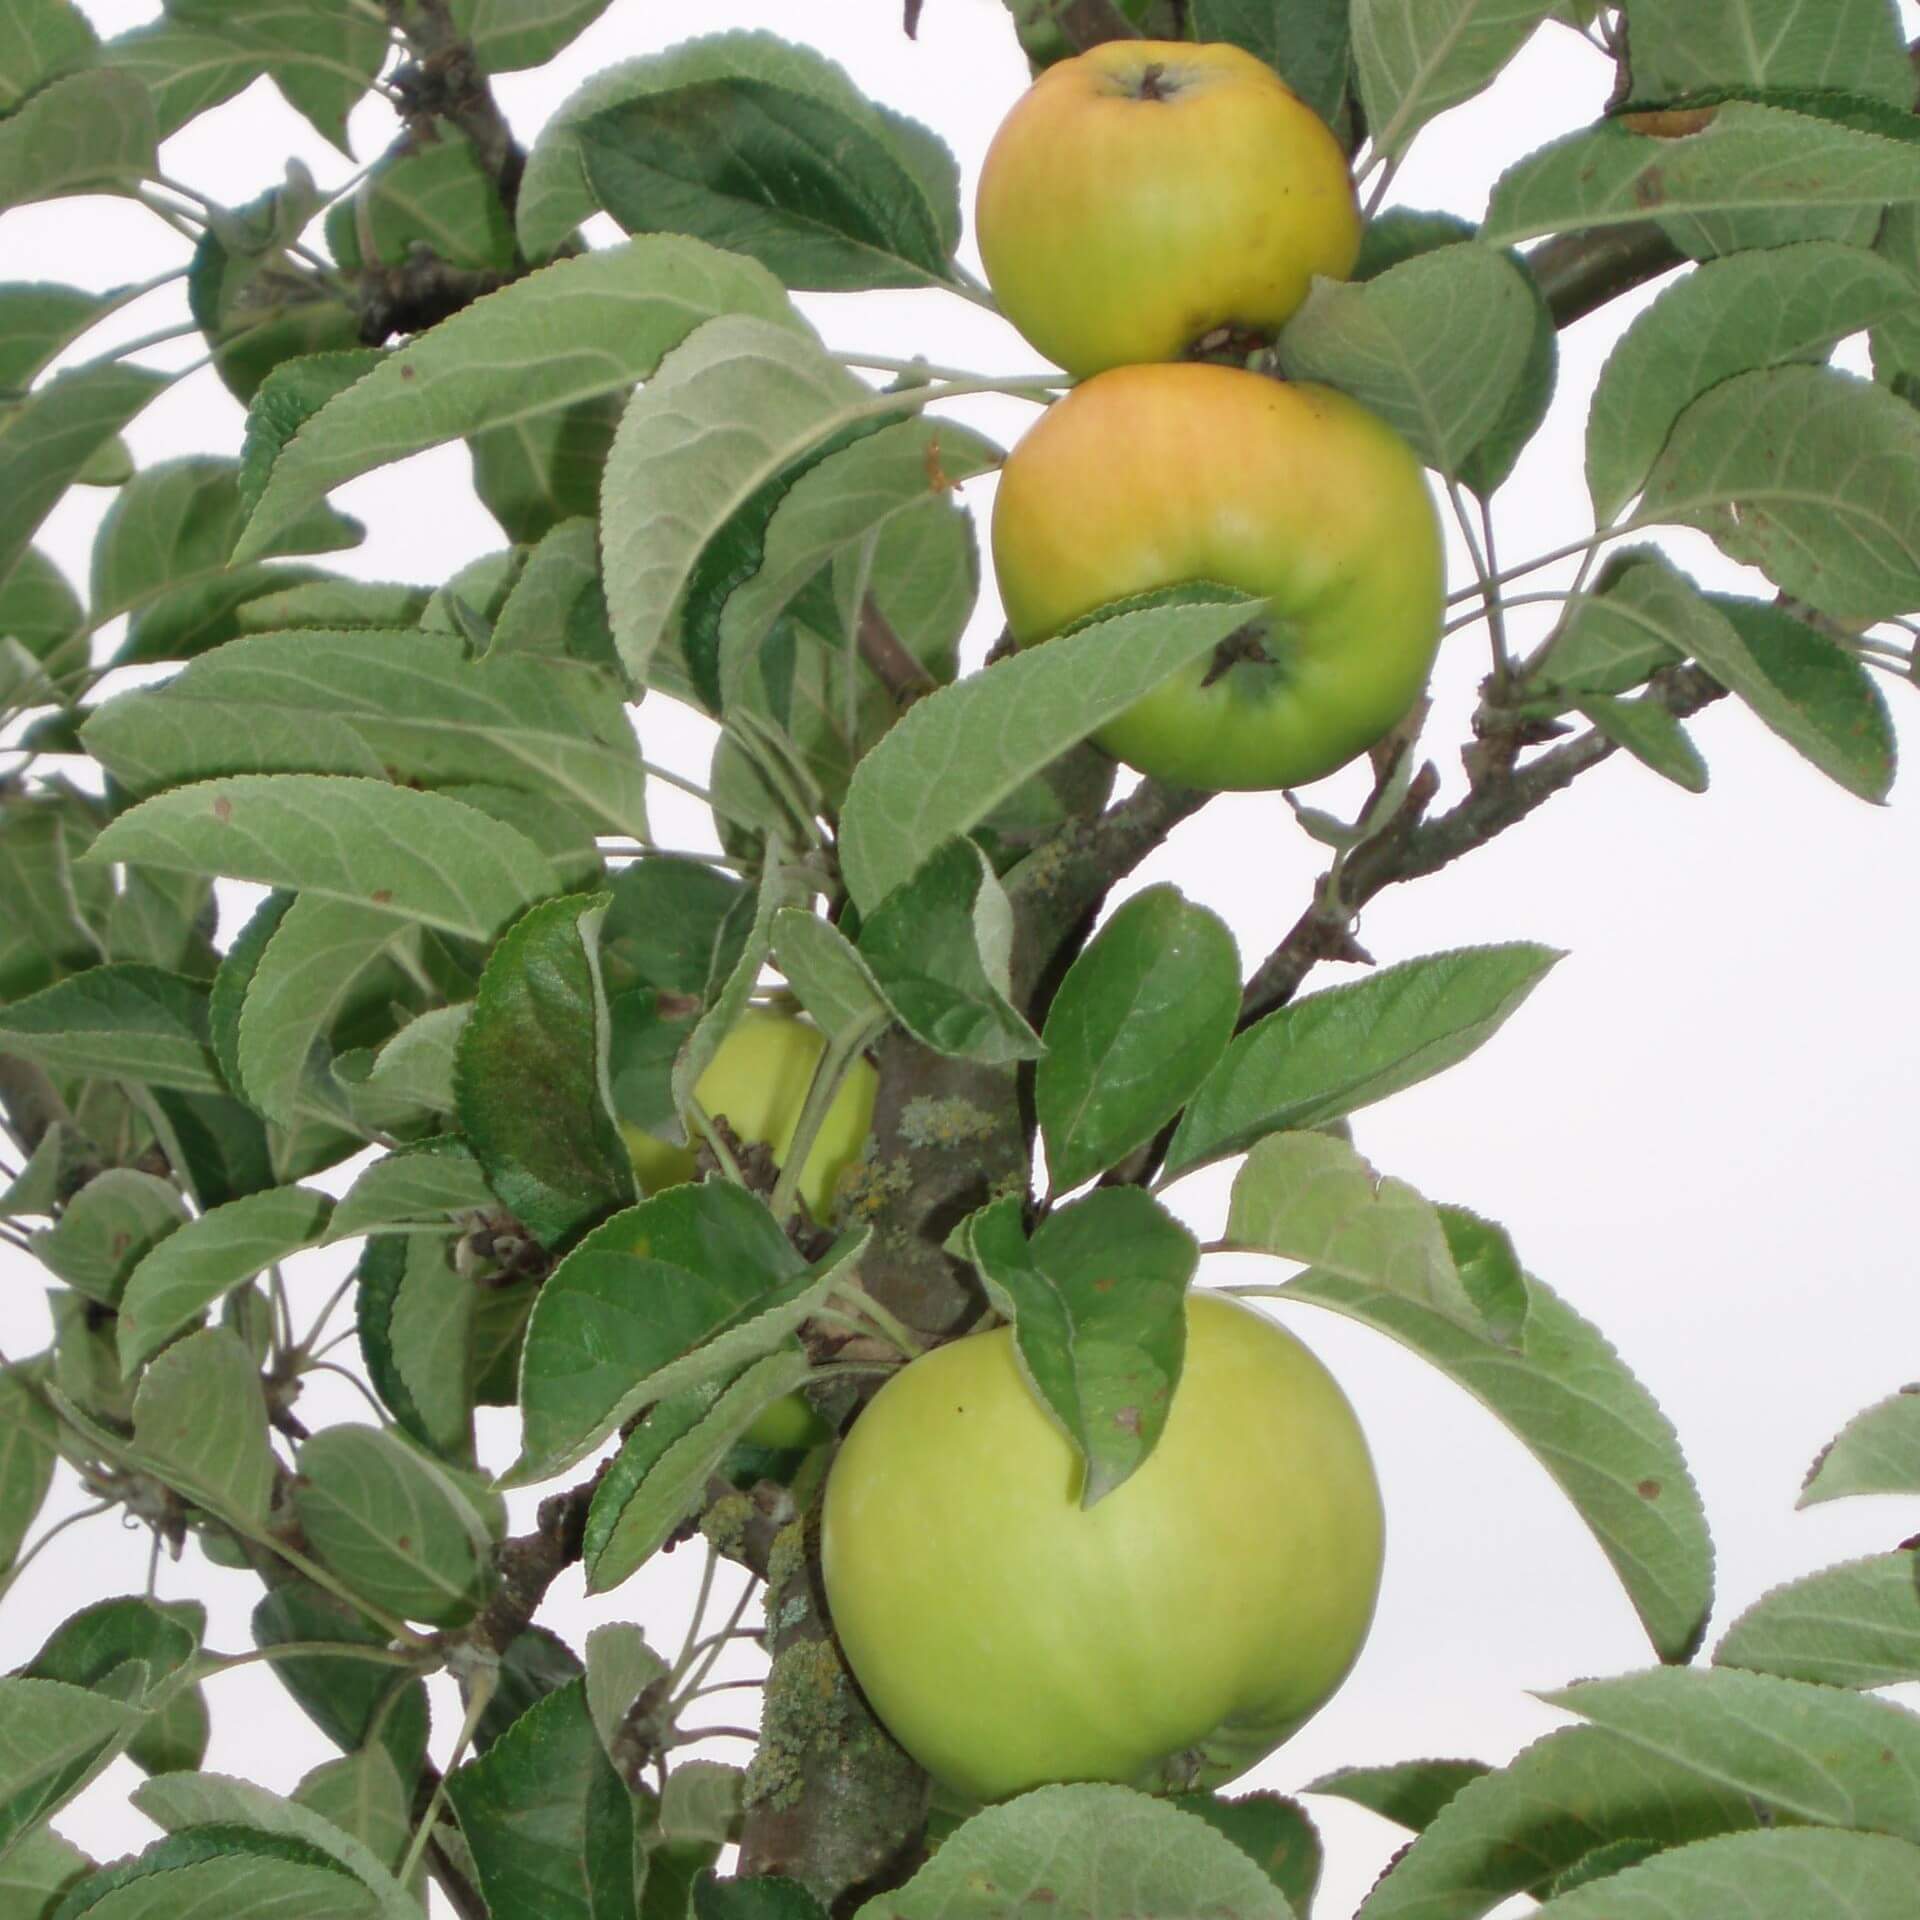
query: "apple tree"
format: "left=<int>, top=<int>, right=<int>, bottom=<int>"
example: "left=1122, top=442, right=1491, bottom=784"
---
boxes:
left=2, top=2, right=1920, bottom=1917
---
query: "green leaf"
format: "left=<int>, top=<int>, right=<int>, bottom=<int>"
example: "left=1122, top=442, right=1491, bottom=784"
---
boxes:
left=1037, top=885, right=1240, bottom=1193
left=1187, top=0, right=1350, bottom=125
left=857, top=839, right=1041, bottom=1065
left=579, top=74, right=956, bottom=292
left=1166, top=943, right=1562, bottom=1178
left=1627, top=0, right=1916, bottom=110
left=293, top=1425, right=494, bottom=1627
left=234, top=896, right=410, bottom=1131
left=97, top=19, right=263, bottom=139
left=46, top=1832, right=375, bottom=1919
left=1585, top=241, right=1915, bottom=524
left=508, top=1182, right=813, bottom=1484
left=134, top=1767, right=421, bottom=1920
left=23, top=1593, right=202, bottom=1700
left=1262, top=1218, right=1713, bottom=1659
left=86, top=628, right=652, bottom=839
left=0, top=1679, right=146, bottom=1857
left=91, top=456, right=361, bottom=663
left=600, top=858, right=750, bottom=1001
left=234, top=237, right=799, bottom=566
left=1168, top=1792, right=1320, bottom=1916
left=600, top=312, right=869, bottom=699
left=1716, top=1551, right=1920, bottom=1689
left=131, top=1326, right=277, bottom=1528
left=469, top=393, right=622, bottom=547
left=0, top=802, right=99, bottom=998
left=86, top=775, right=558, bottom=943
left=1349, top=1726, right=1763, bottom=1919
left=1531, top=1831, right=1920, bottom=1919
left=966, top=1191, right=1196, bottom=1509
left=583, top=1346, right=813, bottom=1593
left=30, top=1167, right=187, bottom=1305
left=475, top=1626, right=585, bottom=1753
left=1534, top=549, right=1691, bottom=696
left=1305, top=1757, right=1489, bottom=1832
left=0, top=965, right=222, bottom=1092
left=851, top=1782, right=1294, bottom=1919
left=1225, top=1134, right=1491, bottom=1334
left=1352, top=0, right=1559, bottom=161
left=1703, top=595, right=1896, bottom=804
left=527, top=30, right=953, bottom=262
left=1802, top=1386, right=1920, bottom=1503
left=1278, top=243, right=1537, bottom=475
left=239, top=350, right=384, bottom=517
left=0, top=1366, right=57, bottom=1573
left=424, top=0, right=616, bottom=74
left=167, top=0, right=387, bottom=151
left=0, top=283, right=108, bottom=390
left=583, top=1621, right=669, bottom=1760
left=294, top=1747, right=412, bottom=1875
left=0, top=68, right=156, bottom=212
left=117, top=1183, right=332, bottom=1371
left=251, top=1584, right=430, bottom=1783
left=0, top=0, right=96, bottom=113
left=839, top=588, right=1258, bottom=912
left=716, top=415, right=1001, bottom=678
left=0, top=1826, right=89, bottom=1918
left=695, top=1872, right=827, bottom=1920
left=330, top=1142, right=498, bottom=1242
left=1577, top=693, right=1710, bottom=792
left=1459, top=257, right=1557, bottom=499
left=1641, top=366, right=1920, bottom=624
left=456, top=890, right=634, bottom=1250
left=1547, top=1666, right=1920, bottom=1841
left=326, top=134, right=516, bottom=273
left=127, top=1679, right=209, bottom=1776
left=443, top=1680, right=640, bottom=1920
left=520, top=31, right=956, bottom=270
left=489, top=519, right=613, bottom=666
left=0, top=546, right=85, bottom=676
left=0, top=362, right=167, bottom=597
left=1483, top=99, right=1920, bottom=247
left=236, top=576, right=432, bottom=633
left=769, top=909, right=891, bottom=1047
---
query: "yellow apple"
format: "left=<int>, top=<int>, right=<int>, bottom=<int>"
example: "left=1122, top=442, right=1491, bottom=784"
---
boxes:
left=977, top=41, right=1361, bottom=377
left=992, top=361, right=1444, bottom=791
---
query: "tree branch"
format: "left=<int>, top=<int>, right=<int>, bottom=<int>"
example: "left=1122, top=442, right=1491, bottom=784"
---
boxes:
left=459, top=1467, right=605, bottom=1658
left=1007, top=778, right=1208, bottom=1005
left=858, top=599, right=939, bottom=710
left=1527, top=222, right=1683, bottom=329
left=386, top=0, right=526, bottom=209
left=1239, top=665, right=1726, bottom=1028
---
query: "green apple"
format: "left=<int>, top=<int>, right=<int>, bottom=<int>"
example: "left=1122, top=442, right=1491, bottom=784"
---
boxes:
left=992, top=361, right=1444, bottom=791
left=622, top=1010, right=877, bottom=1226
left=977, top=41, right=1361, bottom=378
left=821, top=1291, right=1383, bottom=1802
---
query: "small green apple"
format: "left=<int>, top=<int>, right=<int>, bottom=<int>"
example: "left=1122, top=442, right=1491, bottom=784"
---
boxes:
left=622, top=1010, right=877, bottom=1225
left=821, top=1292, right=1383, bottom=1802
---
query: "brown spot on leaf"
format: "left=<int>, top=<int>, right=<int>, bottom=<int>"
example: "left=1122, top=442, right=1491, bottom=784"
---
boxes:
left=212, top=797, right=233, bottom=824
left=1631, top=165, right=1667, bottom=210
left=371, top=888, right=393, bottom=905
left=1637, top=1479, right=1662, bottom=1500
left=399, top=363, right=416, bottom=380
left=1113, top=1406, right=1141, bottom=1436
left=1621, top=107, right=1718, bottom=138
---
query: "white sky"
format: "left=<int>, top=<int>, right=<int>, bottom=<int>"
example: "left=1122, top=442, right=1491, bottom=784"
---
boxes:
left=6, top=5, right=1920, bottom=1915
